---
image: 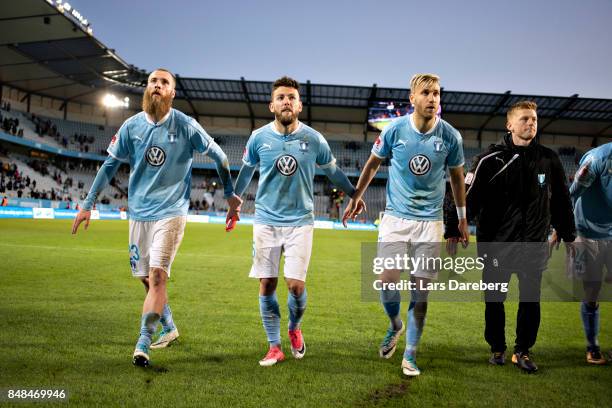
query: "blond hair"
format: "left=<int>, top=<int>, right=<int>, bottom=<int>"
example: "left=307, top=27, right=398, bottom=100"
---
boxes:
left=507, top=100, right=537, bottom=120
left=410, top=73, right=440, bottom=94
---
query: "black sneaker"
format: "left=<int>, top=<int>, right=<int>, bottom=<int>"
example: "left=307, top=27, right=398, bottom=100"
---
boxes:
left=489, top=352, right=505, bottom=365
left=586, top=349, right=607, bottom=365
left=512, top=352, right=537, bottom=373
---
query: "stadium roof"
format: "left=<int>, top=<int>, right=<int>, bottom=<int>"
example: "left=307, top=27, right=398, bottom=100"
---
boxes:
left=1, top=0, right=611, bottom=139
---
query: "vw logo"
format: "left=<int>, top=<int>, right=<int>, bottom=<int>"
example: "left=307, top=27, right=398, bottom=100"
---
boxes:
left=275, top=154, right=298, bottom=176
left=146, top=146, right=166, bottom=166
left=409, top=154, right=431, bottom=175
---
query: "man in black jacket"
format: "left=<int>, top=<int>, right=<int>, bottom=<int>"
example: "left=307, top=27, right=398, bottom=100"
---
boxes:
left=446, top=100, right=576, bottom=373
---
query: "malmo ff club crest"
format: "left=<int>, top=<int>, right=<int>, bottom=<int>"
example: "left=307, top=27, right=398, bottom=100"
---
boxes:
left=276, top=154, right=298, bottom=176
left=409, top=154, right=431, bottom=175
left=146, top=146, right=166, bottom=166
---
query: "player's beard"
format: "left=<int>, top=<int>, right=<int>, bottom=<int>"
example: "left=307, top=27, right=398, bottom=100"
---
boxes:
left=276, top=109, right=296, bottom=127
left=142, top=88, right=172, bottom=119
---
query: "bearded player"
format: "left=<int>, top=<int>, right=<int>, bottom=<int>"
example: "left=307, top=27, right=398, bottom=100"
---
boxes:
left=72, top=68, right=242, bottom=367
left=227, top=76, right=364, bottom=366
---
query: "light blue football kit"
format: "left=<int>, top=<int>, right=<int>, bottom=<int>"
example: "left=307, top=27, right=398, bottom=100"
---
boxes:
left=571, top=142, right=612, bottom=239
left=237, top=121, right=353, bottom=225
left=234, top=121, right=356, bottom=348
left=83, top=108, right=233, bottom=219
left=570, top=142, right=612, bottom=356
left=372, top=114, right=464, bottom=220
left=81, top=108, right=234, bottom=360
left=372, top=113, right=464, bottom=367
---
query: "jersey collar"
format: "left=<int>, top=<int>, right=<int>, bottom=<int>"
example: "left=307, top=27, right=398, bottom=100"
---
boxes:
left=144, top=109, right=172, bottom=126
left=409, top=113, right=439, bottom=135
left=270, top=121, right=303, bottom=137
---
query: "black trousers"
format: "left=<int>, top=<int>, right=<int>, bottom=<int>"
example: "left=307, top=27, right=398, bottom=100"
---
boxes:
left=481, top=244, right=546, bottom=354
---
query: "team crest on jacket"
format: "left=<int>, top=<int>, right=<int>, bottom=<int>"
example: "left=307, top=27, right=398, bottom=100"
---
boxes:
left=146, top=146, right=166, bottom=167
left=276, top=154, right=298, bottom=176
left=299, top=140, right=309, bottom=152
left=538, top=173, right=546, bottom=186
left=409, top=154, right=431, bottom=175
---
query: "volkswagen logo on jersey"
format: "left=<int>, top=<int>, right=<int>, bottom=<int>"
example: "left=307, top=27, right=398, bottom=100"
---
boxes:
left=409, top=154, right=431, bottom=175
left=275, top=154, right=298, bottom=176
left=146, top=146, right=166, bottom=167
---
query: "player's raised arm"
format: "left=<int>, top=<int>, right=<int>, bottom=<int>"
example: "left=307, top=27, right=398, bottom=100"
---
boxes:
left=71, top=155, right=121, bottom=234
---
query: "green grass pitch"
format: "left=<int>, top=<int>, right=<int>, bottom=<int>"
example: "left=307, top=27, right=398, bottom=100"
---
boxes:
left=0, top=219, right=610, bottom=407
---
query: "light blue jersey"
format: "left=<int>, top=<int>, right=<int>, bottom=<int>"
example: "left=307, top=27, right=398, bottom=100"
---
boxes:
left=242, top=122, right=335, bottom=226
left=106, top=108, right=229, bottom=221
left=570, top=142, right=612, bottom=239
left=372, top=114, right=464, bottom=221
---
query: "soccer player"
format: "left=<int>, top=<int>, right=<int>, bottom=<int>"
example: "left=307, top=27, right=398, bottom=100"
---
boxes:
left=343, top=73, right=469, bottom=376
left=564, top=142, right=612, bottom=364
left=446, top=101, right=576, bottom=373
left=228, top=76, right=363, bottom=366
left=71, top=69, right=241, bottom=367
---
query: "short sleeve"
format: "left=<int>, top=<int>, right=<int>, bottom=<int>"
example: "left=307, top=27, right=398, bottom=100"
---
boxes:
left=371, top=125, right=392, bottom=159
left=446, top=129, right=465, bottom=168
left=242, top=133, right=259, bottom=167
left=107, top=122, right=130, bottom=163
left=188, top=118, right=214, bottom=154
left=316, top=134, right=335, bottom=168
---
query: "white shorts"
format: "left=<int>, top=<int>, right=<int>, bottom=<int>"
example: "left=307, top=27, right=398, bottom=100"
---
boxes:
left=249, top=224, right=314, bottom=282
left=128, top=216, right=187, bottom=278
left=377, top=214, right=444, bottom=279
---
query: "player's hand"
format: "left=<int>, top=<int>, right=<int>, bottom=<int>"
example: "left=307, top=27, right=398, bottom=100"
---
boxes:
left=226, top=194, right=242, bottom=211
left=548, top=229, right=560, bottom=259
left=71, top=209, right=91, bottom=234
left=342, top=198, right=367, bottom=228
left=458, top=218, right=469, bottom=248
left=446, top=237, right=459, bottom=256
left=225, top=194, right=242, bottom=232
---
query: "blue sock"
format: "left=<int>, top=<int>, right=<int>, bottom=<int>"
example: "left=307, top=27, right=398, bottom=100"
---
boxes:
left=380, top=289, right=402, bottom=331
left=160, top=304, right=176, bottom=332
left=136, top=312, right=160, bottom=352
left=404, top=301, right=427, bottom=359
left=288, top=290, right=307, bottom=330
left=259, top=294, right=281, bottom=346
left=581, top=302, right=600, bottom=352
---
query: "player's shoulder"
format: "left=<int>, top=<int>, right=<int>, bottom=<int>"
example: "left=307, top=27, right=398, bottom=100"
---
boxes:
left=437, top=118, right=462, bottom=141
left=120, top=111, right=145, bottom=129
left=171, top=108, right=200, bottom=129
left=249, top=122, right=274, bottom=142
left=384, top=115, right=407, bottom=133
left=298, top=122, right=326, bottom=143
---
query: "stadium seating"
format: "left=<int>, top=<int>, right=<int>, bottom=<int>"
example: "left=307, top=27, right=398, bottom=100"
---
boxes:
left=1, top=108, right=585, bottom=219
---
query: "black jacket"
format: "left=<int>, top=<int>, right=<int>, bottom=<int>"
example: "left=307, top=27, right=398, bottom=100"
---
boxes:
left=446, top=134, right=576, bottom=243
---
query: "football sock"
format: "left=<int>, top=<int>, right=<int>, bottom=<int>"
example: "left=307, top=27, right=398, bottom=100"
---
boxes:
left=404, top=301, right=427, bottom=359
left=288, top=289, right=307, bottom=331
left=136, top=312, right=160, bottom=352
left=259, top=293, right=281, bottom=346
left=160, top=304, right=176, bottom=332
left=581, top=302, right=600, bottom=351
left=381, top=288, right=402, bottom=331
